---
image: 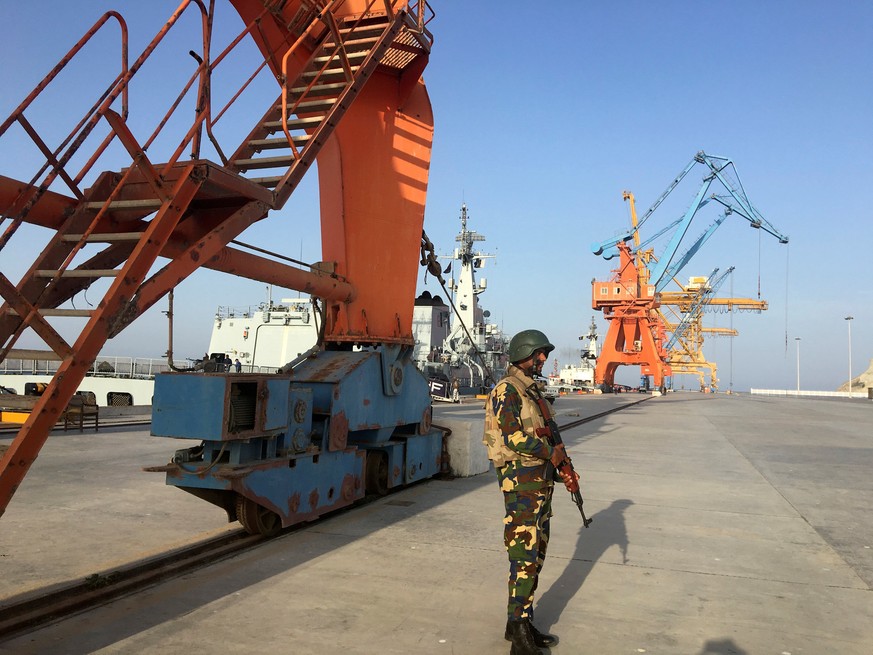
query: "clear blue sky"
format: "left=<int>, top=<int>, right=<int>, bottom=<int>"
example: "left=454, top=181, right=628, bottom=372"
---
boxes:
left=1, top=1, right=870, bottom=392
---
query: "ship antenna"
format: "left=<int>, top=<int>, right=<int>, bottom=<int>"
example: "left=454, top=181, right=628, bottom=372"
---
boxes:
left=420, top=227, right=499, bottom=386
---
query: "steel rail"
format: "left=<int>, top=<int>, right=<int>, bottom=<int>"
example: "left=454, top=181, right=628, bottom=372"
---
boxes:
left=0, top=529, right=265, bottom=640
left=555, top=394, right=653, bottom=434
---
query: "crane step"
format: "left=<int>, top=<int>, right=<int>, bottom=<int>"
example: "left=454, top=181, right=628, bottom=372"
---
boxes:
left=313, top=49, right=367, bottom=67
left=35, top=269, right=120, bottom=278
left=248, top=176, right=282, bottom=188
left=300, top=66, right=360, bottom=83
left=323, top=34, right=382, bottom=52
left=262, top=116, right=323, bottom=131
left=336, top=22, right=387, bottom=37
left=5, top=308, right=94, bottom=317
left=292, top=97, right=337, bottom=113
left=289, top=81, right=347, bottom=97
left=232, top=154, right=297, bottom=171
left=83, top=199, right=163, bottom=210
left=247, top=134, right=311, bottom=151
left=61, top=232, right=145, bottom=242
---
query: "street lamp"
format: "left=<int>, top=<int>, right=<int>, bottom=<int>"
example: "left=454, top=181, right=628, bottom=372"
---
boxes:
left=795, top=337, right=801, bottom=392
left=845, top=316, right=854, bottom=398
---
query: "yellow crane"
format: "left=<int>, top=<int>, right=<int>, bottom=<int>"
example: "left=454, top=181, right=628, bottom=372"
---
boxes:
left=659, top=277, right=768, bottom=391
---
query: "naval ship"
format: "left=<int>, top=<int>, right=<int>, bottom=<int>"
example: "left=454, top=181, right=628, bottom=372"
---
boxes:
left=203, top=204, right=510, bottom=400
left=204, top=296, right=317, bottom=374
left=412, top=204, right=508, bottom=398
left=552, top=316, right=599, bottom=391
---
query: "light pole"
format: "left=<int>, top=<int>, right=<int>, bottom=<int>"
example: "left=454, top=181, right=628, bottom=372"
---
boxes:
left=795, top=337, right=801, bottom=392
left=845, top=316, right=854, bottom=398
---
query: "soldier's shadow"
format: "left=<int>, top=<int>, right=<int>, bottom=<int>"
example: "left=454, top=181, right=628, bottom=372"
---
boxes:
left=536, top=498, right=633, bottom=631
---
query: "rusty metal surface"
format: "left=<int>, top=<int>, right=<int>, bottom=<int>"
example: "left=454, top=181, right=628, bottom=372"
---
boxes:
left=0, top=0, right=439, bottom=530
left=329, top=412, right=349, bottom=451
left=227, top=449, right=366, bottom=527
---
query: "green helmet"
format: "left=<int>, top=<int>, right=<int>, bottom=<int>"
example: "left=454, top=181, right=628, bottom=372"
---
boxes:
left=507, top=329, right=554, bottom=363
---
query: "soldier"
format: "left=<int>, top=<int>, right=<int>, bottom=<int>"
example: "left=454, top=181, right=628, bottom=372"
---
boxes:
left=483, top=329, right=577, bottom=655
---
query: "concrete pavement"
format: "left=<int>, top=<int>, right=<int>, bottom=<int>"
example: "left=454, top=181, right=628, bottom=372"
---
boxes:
left=1, top=393, right=871, bottom=654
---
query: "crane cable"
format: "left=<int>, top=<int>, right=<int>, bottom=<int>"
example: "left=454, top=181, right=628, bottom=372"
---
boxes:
left=784, top=240, right=791, bottom=355
left=420, top=230, right=498, bottom=386
left=757, top=229, right=762, bottom=301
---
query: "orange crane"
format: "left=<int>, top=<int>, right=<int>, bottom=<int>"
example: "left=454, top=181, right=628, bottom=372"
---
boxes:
left=591, top=238, right=670, bottom=391
left=589, top=191, right=669, bottom=392
left=0, top=0, right=437, bottom=528
left=590, top=152, right=788, bottom=392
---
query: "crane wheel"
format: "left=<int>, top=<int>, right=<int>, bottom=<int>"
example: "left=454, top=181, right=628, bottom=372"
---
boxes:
left=366, top=451, right=389, bottom=496
left=417, top=406, right=432, bottom=435
left=236, top=494, right=282, bottom=537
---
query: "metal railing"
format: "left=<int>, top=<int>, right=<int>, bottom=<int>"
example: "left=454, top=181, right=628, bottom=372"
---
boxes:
left=750, top=388, right=869, bottom=399
left=1, top=0, right=434, bottom=230
left=0, top=354, right=284, bottom=379
left=0, top=355, right=171, bottom=379
left=1, top=0, right=257, bottom=228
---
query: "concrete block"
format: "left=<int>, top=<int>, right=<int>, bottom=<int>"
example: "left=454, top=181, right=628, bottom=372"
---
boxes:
left=439, top=417, right=491, bottom=477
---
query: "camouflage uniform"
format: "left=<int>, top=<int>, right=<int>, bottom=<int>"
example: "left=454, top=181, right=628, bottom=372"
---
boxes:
left=483, top=364, right=555, bottom=622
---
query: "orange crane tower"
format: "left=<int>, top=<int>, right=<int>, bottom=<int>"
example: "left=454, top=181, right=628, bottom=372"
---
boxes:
left=590, top=191, right=667, bottom=391
left=591, top=239, right=670, bottom=390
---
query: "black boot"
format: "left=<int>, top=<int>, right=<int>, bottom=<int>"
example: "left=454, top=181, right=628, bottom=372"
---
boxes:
left=505, top=619, right=544, bottom=655
left=505, top=619, right=558, bottom=648
left=530, top=623, right=558, bottom=647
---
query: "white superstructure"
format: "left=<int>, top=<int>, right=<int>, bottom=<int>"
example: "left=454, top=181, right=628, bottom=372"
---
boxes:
left=413, top=204, right=507, bottom=391
left=207, top=299, right=317, bottom=372
left=556, top=317, right=599, bottom=389
left=0, top=298, right=319, bottom=408
left=0, top=356, right=168, bottom=407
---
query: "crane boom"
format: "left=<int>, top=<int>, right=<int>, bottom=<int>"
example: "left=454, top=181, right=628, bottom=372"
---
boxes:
left=590, top=151, right=788, bottom=392
left=656, top=214, right=728, bottom=292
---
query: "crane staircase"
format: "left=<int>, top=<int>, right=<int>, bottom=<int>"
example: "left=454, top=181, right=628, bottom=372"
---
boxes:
left=0, top=0, right=433, bottom=515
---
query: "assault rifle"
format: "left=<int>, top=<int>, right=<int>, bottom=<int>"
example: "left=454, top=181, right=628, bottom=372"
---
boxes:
left=532, top=394, right=593, bottom=528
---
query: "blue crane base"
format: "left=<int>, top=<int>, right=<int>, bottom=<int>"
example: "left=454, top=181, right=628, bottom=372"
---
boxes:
left=147, top=349, right=444, bottom=535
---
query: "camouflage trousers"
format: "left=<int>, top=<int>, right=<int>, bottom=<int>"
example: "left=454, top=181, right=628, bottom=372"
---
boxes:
left=503, top=487, right=553, bottom=620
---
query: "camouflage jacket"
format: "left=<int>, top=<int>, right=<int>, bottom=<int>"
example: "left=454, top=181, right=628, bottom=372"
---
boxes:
left=483, top=365, right=555, bottom=492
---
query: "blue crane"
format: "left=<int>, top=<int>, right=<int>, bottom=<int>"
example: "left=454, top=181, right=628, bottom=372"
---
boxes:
left=591, top=152, right=789, bottom=292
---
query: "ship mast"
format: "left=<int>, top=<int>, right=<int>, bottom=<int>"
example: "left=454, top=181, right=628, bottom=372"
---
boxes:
left=584, top=316, right=599, bottom=361
left=448, top=204, right=491, bottom=337
left=410, top=204, right=508, bottom=391
left=445, top=205, right=496, bottom=347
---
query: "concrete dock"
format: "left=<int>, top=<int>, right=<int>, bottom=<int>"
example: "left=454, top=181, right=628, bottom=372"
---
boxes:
left=1, top=393, right=871, bottom=654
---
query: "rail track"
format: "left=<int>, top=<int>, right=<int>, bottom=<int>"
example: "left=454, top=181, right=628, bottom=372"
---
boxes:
left=0, top=530, right=266, bottom=640
left=0, top=394, right=651, bottom=640
left=554, top=394, right=652, bottom=433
